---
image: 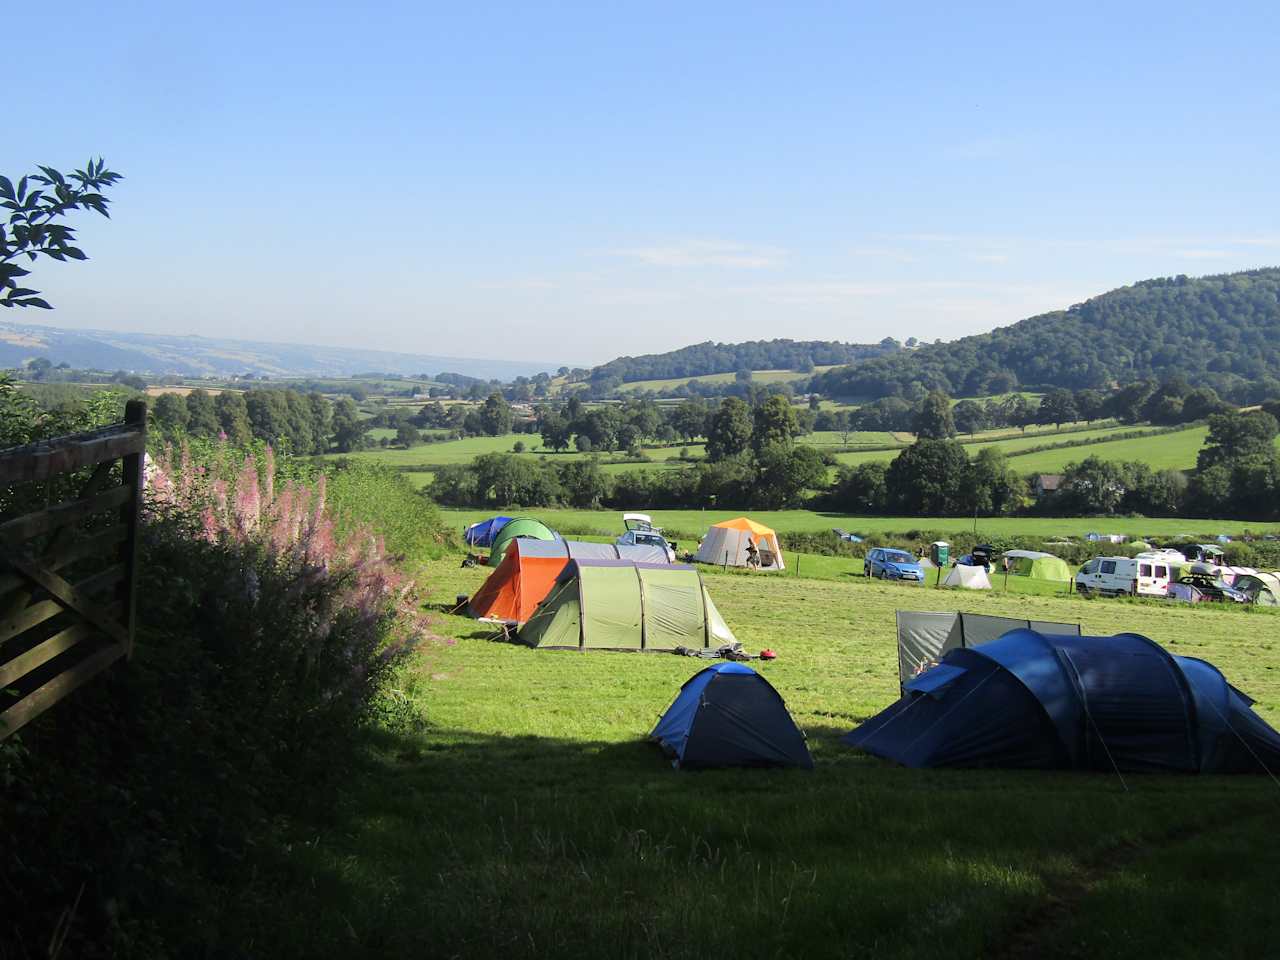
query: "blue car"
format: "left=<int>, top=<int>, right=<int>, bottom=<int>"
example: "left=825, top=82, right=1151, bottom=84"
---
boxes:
left=865, top=547, right=925, bottom=582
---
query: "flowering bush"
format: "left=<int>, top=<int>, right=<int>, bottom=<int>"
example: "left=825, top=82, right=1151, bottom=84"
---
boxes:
left=3, top=440, right=436, bottom=956
left=143, top=441, right=430, bottom=760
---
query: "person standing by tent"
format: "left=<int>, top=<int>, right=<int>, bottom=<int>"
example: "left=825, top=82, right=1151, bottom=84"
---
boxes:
left=745, top=537, right=760, bottom=569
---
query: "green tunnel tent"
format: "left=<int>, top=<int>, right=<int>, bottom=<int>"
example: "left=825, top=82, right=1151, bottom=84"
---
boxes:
left=519, top=560, right=738, bottom=651
left=1003, top=550, right=1073, bottom=583
left=486, top=516, right=559, bottom=567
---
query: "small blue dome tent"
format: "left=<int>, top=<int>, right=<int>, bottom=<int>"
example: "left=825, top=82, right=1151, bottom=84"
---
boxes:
left=464, top=516, right=512, bottom=548
left=844, top=629, right=1280, bottom=774
left=651, top=663, right=813, bottom=770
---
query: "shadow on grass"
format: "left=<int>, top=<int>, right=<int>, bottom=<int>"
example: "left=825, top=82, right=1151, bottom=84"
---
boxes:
left=221, top=722, right=1280, bottom=960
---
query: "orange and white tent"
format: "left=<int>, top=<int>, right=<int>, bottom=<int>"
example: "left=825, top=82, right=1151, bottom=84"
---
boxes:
left=468, top=537, right=672, bottom=623
left=693, top=517, right=785, bottom=570
left=468, top=544, right=567, bottom=623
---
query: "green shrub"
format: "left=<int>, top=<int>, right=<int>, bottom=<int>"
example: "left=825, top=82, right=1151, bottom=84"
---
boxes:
left=326, top=459, right=455, bottom=560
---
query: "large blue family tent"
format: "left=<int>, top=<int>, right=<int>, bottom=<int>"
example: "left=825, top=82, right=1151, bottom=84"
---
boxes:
left=464, top=516, right=512, bottom=549
left=844, top=629, right=1280, bottom=774
left=651, top=663, right=813, bottom=770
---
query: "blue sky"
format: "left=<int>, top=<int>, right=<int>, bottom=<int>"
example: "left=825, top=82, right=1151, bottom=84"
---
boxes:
left=7, top=1, right=1280, bottom=366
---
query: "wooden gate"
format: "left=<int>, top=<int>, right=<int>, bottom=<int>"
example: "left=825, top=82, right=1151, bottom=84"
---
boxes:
left=0, top=399, right=146, bottom=739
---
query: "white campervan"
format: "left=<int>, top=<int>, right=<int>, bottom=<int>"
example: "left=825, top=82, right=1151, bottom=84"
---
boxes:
left=1076, top=555, right=1174, bottom=597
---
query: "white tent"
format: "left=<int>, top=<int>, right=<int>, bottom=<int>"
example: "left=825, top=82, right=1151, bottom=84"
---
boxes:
left=693, top=518, right=785, bottom=570
left=943, top=565, right=992, bottom=590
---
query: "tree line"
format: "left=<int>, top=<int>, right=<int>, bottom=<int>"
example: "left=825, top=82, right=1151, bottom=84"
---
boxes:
left=817, top=378, right=1236, bottom=439
left=149, top=387, right=366, bottom=454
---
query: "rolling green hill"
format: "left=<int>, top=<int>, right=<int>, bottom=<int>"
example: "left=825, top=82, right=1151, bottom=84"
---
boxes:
left=584, top=338, right=895, bottom=386
left=814, top=268, right=1280, bottom=399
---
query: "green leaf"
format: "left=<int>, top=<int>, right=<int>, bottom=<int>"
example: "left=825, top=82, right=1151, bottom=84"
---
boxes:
left=15, top=176, right=27, bottom=202
left=0, top=176, right=12, bottom=200
left=19, top=297, right=52, bottom=309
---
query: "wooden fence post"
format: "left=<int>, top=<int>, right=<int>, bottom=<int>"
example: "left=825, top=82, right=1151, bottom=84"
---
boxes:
left=118, top=399, right=147, bottom=659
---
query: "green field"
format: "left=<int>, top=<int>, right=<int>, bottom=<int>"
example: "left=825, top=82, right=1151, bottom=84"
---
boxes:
left=1010, top=426, right=1217, bottom=473
left=337, top=421, right=1280, bottom=492
left=336, top=422, right=1162, bottom=477
left=243, top=550, right=1280, bottom=957
left=615, top=365, right=841, bottom=393
left=437, top=506, right=1278, bottom=541
left=326, top=434, right=707, bottom=469
left=832, top=424, right=1170, bottom=468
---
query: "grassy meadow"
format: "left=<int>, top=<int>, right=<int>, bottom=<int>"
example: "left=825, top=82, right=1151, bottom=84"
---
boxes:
left=237, top=549, right=1280, bottom=958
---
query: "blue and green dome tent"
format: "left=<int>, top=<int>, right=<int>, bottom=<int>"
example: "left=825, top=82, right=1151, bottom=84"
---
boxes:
left=651, top=663, right=813, bottom=770
left=844, top=629, right=1280, bottom=774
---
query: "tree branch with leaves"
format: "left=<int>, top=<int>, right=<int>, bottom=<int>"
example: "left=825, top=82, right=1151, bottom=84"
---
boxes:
left=0, top=158, right=121, bottom=309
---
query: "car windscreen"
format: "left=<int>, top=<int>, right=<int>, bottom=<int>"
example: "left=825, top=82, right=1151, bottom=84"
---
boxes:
left=884, top=551, right=914, bottom=563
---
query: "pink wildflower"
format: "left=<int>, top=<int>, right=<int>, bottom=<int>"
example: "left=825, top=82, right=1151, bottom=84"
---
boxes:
left=263, top=445, right=275, bottom=507
left=233, top=456, right=261, bottom=536
left=201, top=506, right=220, bottom=543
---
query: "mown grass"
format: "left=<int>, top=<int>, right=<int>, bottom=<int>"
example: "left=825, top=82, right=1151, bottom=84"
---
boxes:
left=436, top=506, right=1280, bottom=541
left=230, top=553, right=1280, bottom=958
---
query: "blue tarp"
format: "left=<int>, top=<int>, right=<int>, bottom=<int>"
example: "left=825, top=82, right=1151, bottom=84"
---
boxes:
left=464, top=516, right=512, bottom=548
left=651, top=663, right=813, bottom=770
left=844, top=629, right=1280, bottom=774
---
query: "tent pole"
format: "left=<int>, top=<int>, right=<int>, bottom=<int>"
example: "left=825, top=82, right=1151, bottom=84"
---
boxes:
left=635, top=564, right=648, bottom=651
left=575, top=566, right=587, bottom=650
left=697, top=569, right=711, bottom=649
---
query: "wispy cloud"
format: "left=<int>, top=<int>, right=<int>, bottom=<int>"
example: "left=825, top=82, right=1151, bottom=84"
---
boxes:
left=1172, top=249, right=1233, bottom=260
left=609, top=239, right=786, bottom=269
left=723, top=280, right=896, bottom=305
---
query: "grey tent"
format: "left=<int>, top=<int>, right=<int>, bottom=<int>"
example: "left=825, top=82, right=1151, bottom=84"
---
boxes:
left=896, top=611, right=1081, bottom=690
left=514, top=537, right=671, bottom=565
left=1235, top=572, right=1280, bottom=606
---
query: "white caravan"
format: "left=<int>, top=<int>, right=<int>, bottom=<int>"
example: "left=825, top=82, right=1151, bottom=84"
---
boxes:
left=1076, top=555, right=1174, bottom=597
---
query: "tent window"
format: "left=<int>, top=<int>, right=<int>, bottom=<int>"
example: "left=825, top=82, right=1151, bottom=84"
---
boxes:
left=1101, top=561, right=1116, bottom=574
left=1140, top=564, right=1152, bottom=577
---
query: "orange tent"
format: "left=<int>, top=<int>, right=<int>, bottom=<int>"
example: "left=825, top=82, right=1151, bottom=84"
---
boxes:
left=467, top=544, right=568, bottom=623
